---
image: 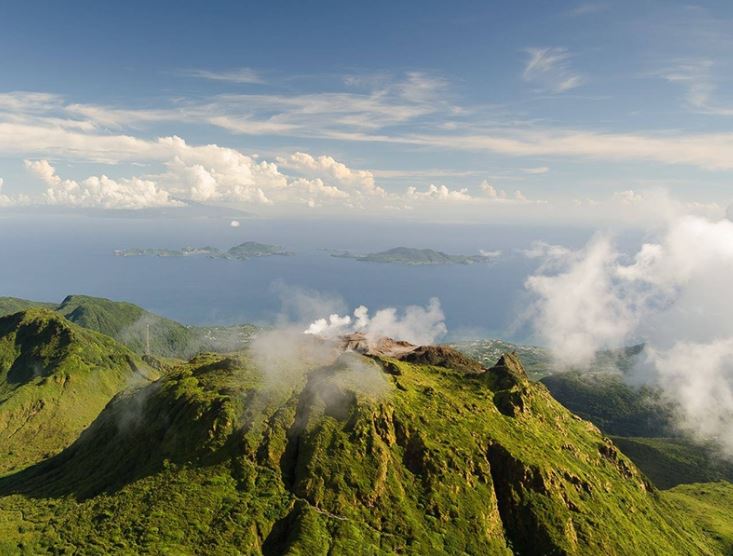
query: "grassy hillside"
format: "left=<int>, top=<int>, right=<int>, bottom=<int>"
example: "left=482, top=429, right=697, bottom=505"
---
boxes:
left=610, top=437, right=733, bottom=489
left=0, top=309, right=156, bottom=474
left=0, top=297, right=56, bottom=316
left=0, top=349, right=726, bottom=554
left=0, top=295, right=258, bottom=358
left=458, top=346, right=733, bottom=491
left=540, top=371, right=673, bottom=437
left=56, top=295, right=200, bottom=358
left=665, top=482, right=733, bottom=554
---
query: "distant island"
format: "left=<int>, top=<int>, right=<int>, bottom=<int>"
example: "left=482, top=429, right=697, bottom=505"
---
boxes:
left=114, top=242, right=293, bottom=261
left=332, top=246, right=500, bottom=265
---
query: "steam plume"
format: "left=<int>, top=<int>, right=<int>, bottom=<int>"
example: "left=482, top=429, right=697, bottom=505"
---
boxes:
left=304, top=298, right=447, bottom=346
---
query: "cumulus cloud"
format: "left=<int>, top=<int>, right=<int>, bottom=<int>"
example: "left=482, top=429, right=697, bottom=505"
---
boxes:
left=0, top=178, right=11, bottom=207
left=25, top=159, right=180, bottom=209
left=19, top=139, right=374, bottom=210
left=525, top=200, right=733, bottom=457
left=304, top=298, right=447, bottom=346
left=522, top=241, right=573, bottom=260
left=154, top=140, right=384, bottom=208
left=523, top=47, right=584, bottom=93
left=525, top=235, right=639, bottom=366
left=406, top=184, right=472, bottom=201
left=613, top=189, right=644, bottom=204
left=481, top=180, right=532, bottom=203
left=278, top=152, right=385, bottom=196
left=0, top=177, right=31, bottom=207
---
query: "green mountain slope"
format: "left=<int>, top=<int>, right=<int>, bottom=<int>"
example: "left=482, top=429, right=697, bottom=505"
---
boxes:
left=55, top=295, right=199, bottom=358
left=0, top=297, right=56, bottom=316
left=0, top=309, right=156, bottom=475
left=540, top=370, right=673, bottom=437
left=0, top=347, right=726, bottom=554
left=0, top=295, right=258, bottom=358
left=458, top=348, right=732, bottom=490
left=610, top=437, right=733, bottom=489
left=666, top=482, right=733, bottom=553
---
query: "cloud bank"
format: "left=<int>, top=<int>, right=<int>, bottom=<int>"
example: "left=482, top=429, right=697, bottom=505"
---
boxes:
left=525, top=196, right=733, bottom=456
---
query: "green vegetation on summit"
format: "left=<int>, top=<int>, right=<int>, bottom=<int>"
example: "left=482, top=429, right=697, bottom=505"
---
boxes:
left=0, top=309, right=156, bottom=474
left=0, top=297, right=731, bottom=553
left=333, top=247, right=498, bottom=265
left=0, top=336, right=730, bottom=554
left=55, top=295, right=199, bottom=358
left=0, top=295, right=258, bottom=359
left=455, top=340, right=733, bottom=490
left=0, top=298, right=56, bottom=316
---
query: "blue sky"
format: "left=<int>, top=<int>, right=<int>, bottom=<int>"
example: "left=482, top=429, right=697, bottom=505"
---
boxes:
left=1, top=1, right=732, bottom=222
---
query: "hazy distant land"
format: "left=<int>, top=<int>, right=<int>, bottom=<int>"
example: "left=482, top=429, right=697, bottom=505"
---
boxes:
left=332, top=246, right=500, bottom=265
left=114, top=242, right=293, bottom=261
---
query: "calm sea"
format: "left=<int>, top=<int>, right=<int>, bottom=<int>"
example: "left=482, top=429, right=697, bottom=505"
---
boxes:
left=0, top=212, right=595, bottom=341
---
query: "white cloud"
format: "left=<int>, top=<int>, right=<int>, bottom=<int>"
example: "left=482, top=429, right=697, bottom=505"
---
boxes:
left=523, top=166, right=550, bottom=174
left=0, top=91, right=64, bottom=113
left=25, top=160, right=180, bottom=209
left=613, top=189, right=644, bottom=204
left=481, top=181, right=506, bottom=199
left=277, top=152, right=385, bottom=196
left=179, top=67, right=264, bottom=84
left=0, top=178, right=10, bottom=206
left=19, top=139, right=368, bottom=210
left=304, top=298, right=447, bottom=346
left=406, top=184, right=472, bottom=201
left=658, top=59, right=733, bottom=116
left=522, top=241, right=573, bottom=260
left=24, top=159, right=59, bottom=185
left=523, top=47, right=584, bottom=93
left=0, top=177, right=31, bottom=207
left=525, top=201, right=733, bottom=457
left=7, top=81, right=733, bottom=174
left=480, top=180, right=532, bottom=203
left=525, top=235, right=638, bottom=366
left=406, top=128, right=733, bottom=171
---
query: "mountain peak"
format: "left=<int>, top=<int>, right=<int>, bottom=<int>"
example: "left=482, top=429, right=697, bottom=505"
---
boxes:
left=486, top=351, right=528, bottom=390
left=0, top=348, right=715, bottom=554
left=336, top=333, right=484, bottom=373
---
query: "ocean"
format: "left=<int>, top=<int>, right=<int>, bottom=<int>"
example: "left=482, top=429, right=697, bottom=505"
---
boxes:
left=0, top=212, right=595, bottom=341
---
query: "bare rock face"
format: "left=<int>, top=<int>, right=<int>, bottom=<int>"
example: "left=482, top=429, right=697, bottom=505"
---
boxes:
left=397, top=344, right=484, bottom=374
left=336, top=333, right=483, bottom=373
left=485, top=352, right=528, bottom=390
left=337, top=332, right=416, bottom=357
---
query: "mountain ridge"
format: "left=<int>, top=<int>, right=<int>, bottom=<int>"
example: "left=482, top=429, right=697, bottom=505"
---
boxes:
left=0, top=308, right=157, bottom=474
left=0, top=340, right=728, bottom=553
